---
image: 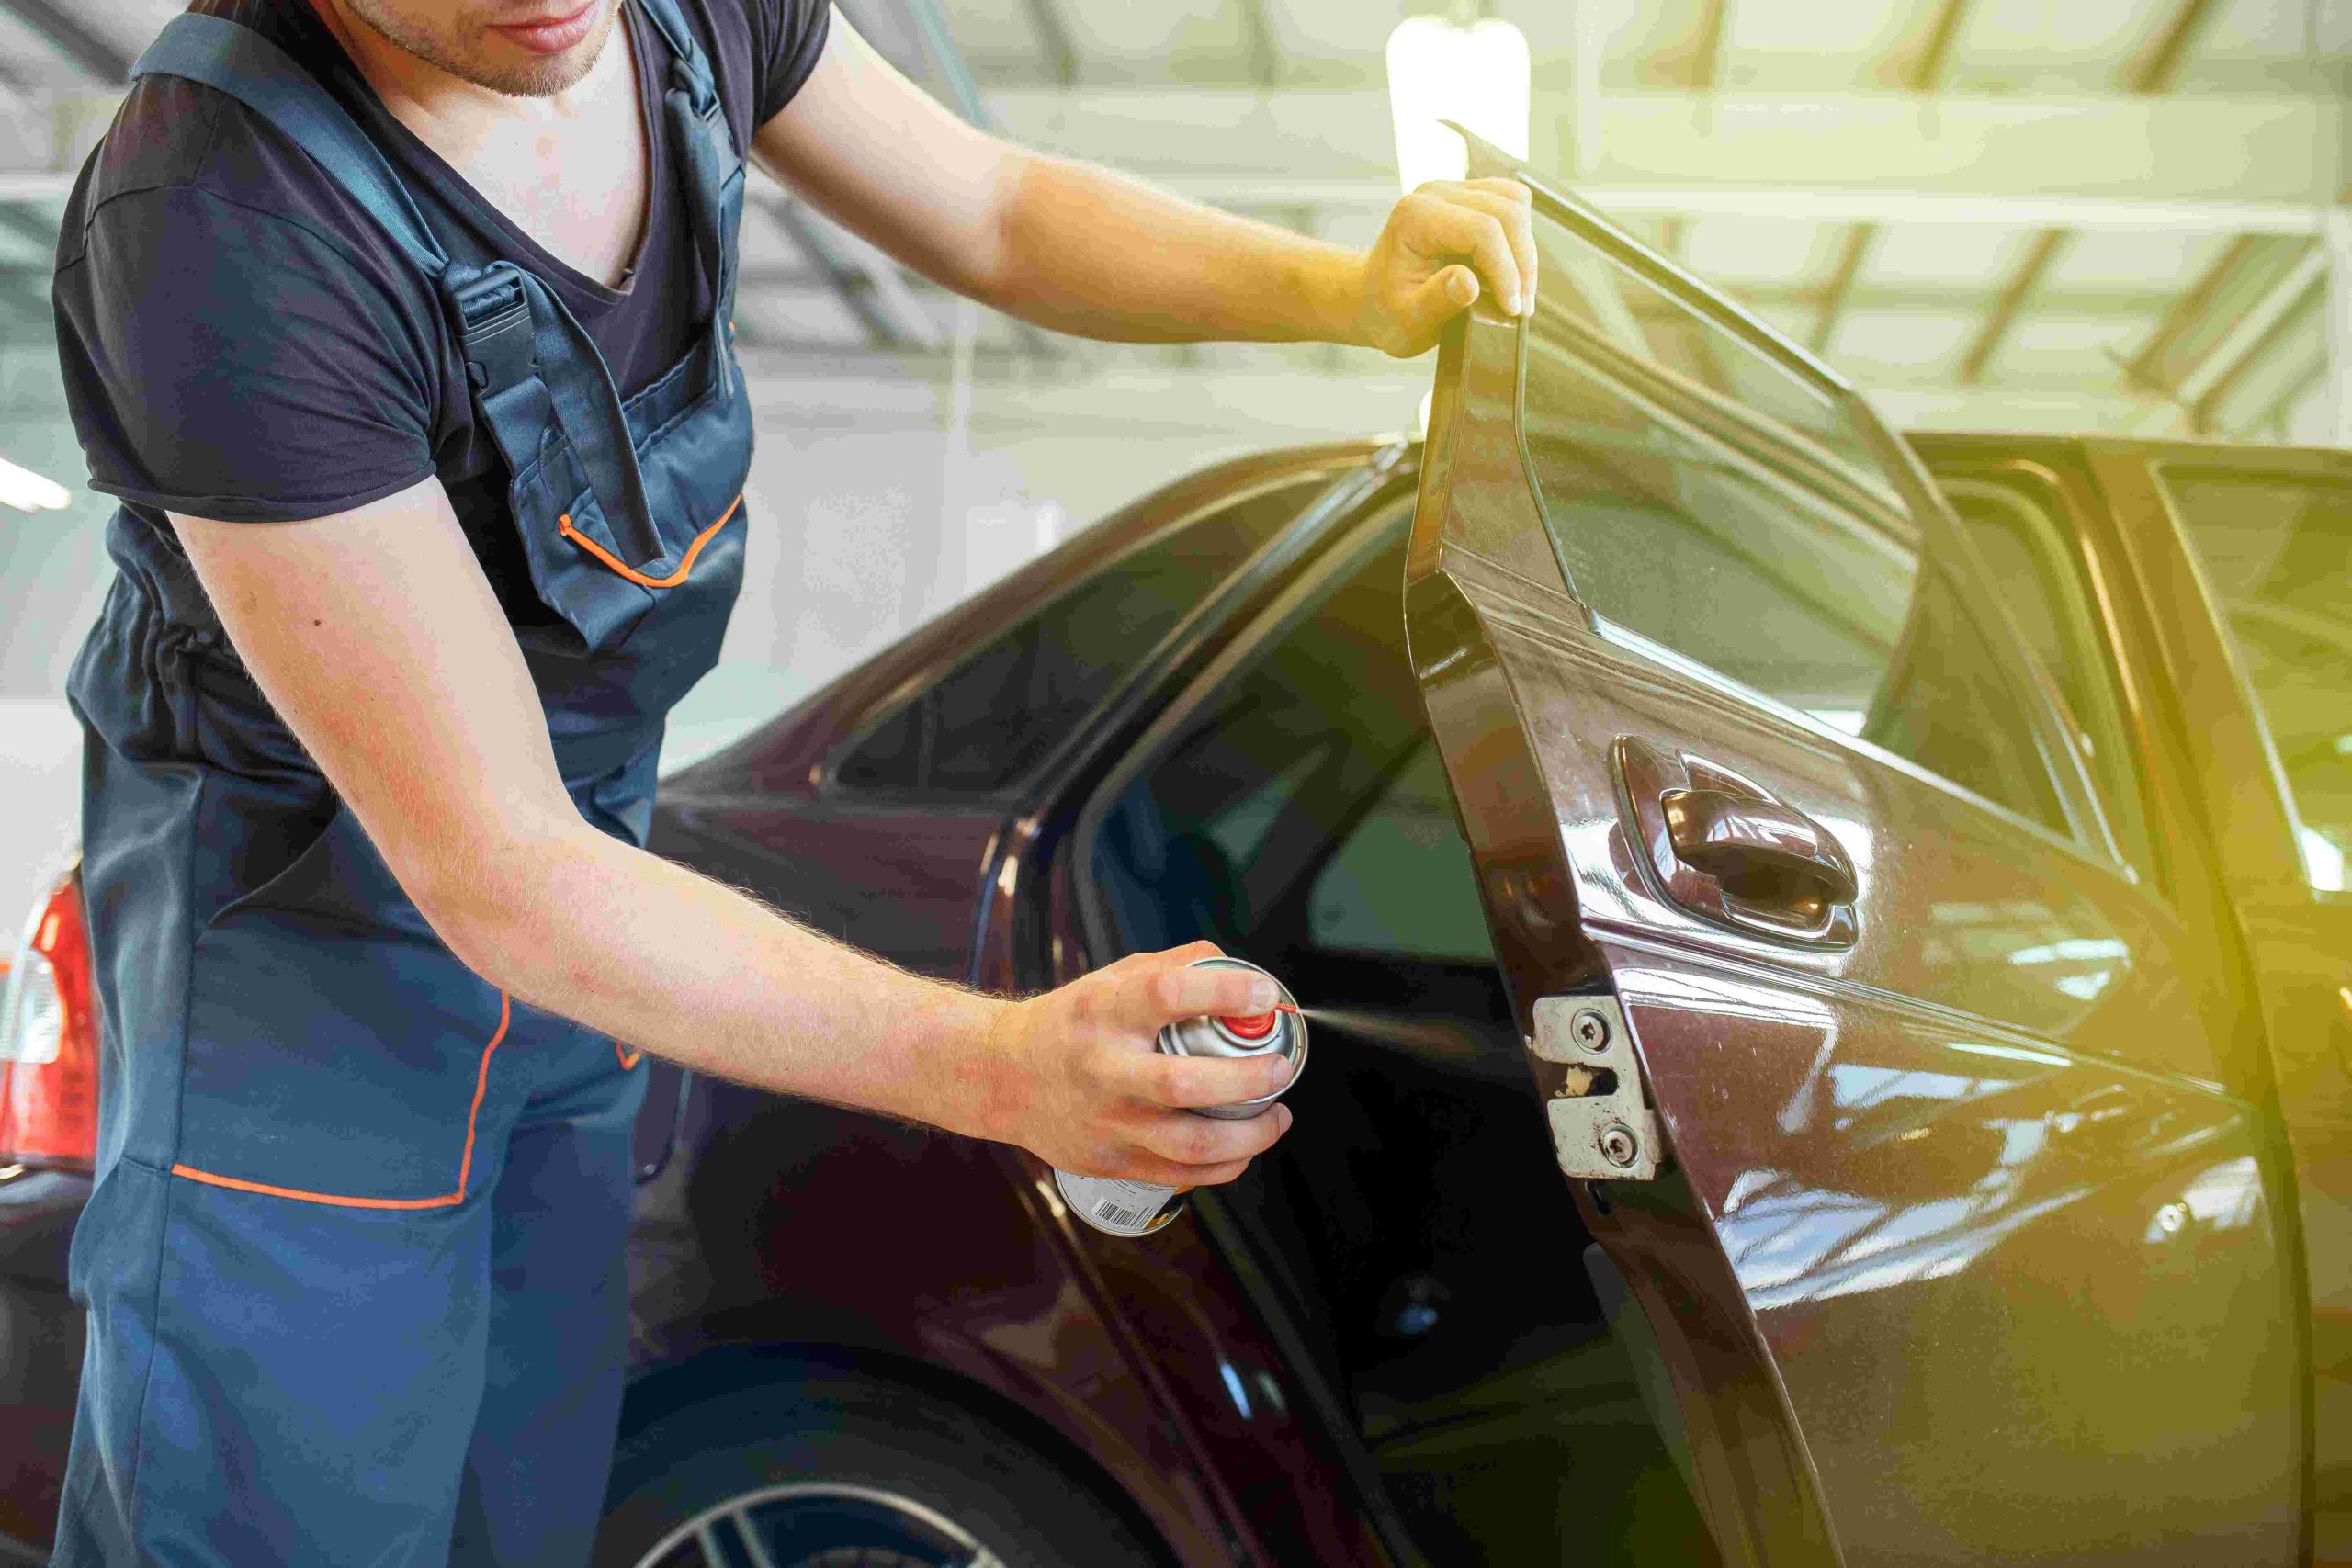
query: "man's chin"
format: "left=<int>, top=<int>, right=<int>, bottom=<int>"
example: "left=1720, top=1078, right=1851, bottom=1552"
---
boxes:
left=458, top=0, right=619, bottom=97
left=334, top=0, right=616, bottom=98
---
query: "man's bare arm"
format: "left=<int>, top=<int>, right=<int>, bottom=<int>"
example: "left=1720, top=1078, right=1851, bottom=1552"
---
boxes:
left=170, top=478, right=1293, bottom=1187
left=753, top=9, right=1537, bottom=359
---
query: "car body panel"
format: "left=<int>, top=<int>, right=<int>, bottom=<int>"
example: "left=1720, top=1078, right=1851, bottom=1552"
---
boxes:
left=0, top=1170, right=86, bottom=1549
left=2081, top=439, right=2352, bottom=1562
left=1401, top=166, right=2309, bottom=1562
left=0, top=313, right=2335, bottom=1568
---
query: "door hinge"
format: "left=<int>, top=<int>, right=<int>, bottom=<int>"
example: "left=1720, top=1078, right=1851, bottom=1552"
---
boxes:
left=1530, top=995, right=1660, bottom=1181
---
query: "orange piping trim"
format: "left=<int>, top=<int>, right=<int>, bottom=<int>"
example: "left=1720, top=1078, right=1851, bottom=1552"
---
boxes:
left=616, top=1043, right=641, bottom=1069
left=558, top=492, right=742, bottom=589
left=170, top=992, right=511, bottom=1212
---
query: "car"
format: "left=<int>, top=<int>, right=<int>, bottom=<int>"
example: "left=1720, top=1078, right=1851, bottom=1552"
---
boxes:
left=4, top=141, right=2347, bottom=1567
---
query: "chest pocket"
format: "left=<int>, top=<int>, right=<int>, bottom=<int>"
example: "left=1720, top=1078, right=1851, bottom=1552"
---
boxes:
left=447, top=17, right=750, bottom=654
left=133, top=0, right=752, bottom=659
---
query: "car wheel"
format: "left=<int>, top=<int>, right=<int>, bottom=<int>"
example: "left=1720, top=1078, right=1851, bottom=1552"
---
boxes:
left=595, top=1366, right=1164, bottom=1568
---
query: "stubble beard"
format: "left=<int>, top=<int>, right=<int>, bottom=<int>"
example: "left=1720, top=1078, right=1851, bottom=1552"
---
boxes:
left=335, top=0, right=619, bottom=98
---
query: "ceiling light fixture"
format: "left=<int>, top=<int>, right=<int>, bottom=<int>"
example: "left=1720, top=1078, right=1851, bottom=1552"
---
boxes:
left=0, top=457, right=71, bottom=514
left=1385, top=4, right=1531, bottom=194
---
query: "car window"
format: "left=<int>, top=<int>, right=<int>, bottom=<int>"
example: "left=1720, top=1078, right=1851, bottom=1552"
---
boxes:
left=1517, top=207, right=2071, bottom=839
left=1091, top=513, right=1437, bottom=954
left=1306, top=740, right=1495, bottom=961
left=1941, top=476, right=2154, bottom=881
left=832, top=475, right=1329, bottom=795
left=2159, top=469, right=2351, bottom=893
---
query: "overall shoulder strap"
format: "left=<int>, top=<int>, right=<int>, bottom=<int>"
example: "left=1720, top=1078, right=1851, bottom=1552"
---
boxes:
left=629, top=0, right=719, bottom=110
left=130, top=13, right=450, bottom=281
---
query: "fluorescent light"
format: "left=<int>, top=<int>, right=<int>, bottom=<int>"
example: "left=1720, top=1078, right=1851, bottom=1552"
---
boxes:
left=1385, top=13, right=1531, bottom=193
left=0, top=457, right=70, bottom=513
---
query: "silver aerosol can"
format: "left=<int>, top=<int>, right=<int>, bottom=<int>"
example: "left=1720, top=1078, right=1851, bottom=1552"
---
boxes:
left=1053, top=956, right=1307, bottom=1238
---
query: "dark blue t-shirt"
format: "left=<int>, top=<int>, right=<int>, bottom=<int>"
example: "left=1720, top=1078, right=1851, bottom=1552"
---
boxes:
left=52, top=0, right=824, bottom=626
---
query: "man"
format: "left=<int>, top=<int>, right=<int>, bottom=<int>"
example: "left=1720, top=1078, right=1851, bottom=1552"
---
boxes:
left=50, top=0, right=1534, bottom=1560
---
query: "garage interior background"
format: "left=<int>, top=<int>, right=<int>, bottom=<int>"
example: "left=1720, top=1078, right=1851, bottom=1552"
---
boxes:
left=0, top=0, right=2346, bottom=921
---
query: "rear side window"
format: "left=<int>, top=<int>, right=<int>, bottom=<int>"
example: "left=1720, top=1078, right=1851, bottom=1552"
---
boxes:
left=1306, top=740, right=1495, bottom=961
left=833, top=477, right=1327, bottom=795
left=1517, top=210, right=2072, bottom=839
left=2161, top=470, right=2351, bottom=893
left=1941, top=476, right=2154, bottom=881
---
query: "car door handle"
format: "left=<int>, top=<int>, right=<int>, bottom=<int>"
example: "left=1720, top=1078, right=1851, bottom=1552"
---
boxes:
left=1662, top=789, right=1859, bottom=906
left=1615, top=738, right=1860, bottom=947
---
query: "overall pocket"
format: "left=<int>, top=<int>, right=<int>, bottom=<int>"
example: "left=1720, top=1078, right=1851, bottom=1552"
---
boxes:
left=502, top=340, right=753, bottom=655
left=173, top=807, right=518, bottom=1209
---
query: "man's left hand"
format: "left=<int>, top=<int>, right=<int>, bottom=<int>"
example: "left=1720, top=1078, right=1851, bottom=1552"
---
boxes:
left=1351, top=176, right=1538, bottom=358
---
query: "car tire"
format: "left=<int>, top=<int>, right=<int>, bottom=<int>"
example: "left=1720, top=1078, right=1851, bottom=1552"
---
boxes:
left=594, top=1364, right=1165, bottom=1568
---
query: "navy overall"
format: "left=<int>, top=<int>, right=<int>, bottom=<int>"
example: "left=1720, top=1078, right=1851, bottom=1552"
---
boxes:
left=58, top=5, right=750, bottom=1562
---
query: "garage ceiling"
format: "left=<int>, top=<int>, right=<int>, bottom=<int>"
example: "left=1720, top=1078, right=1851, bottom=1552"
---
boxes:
left=1, top=0, right=2345, bottom=441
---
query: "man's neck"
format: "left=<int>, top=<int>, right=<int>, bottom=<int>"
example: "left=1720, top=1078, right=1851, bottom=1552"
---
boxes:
left=302, top=0, right=616, bottom=153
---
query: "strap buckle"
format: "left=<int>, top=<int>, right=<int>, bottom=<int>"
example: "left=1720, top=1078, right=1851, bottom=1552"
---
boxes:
left=451, top=272, right=536, bottom=395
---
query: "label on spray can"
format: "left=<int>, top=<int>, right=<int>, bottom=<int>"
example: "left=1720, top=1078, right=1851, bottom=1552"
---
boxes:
left=1053, top=956, right=1306, bottom=1238
left=1054, top=1171, right=1192, bottom=1237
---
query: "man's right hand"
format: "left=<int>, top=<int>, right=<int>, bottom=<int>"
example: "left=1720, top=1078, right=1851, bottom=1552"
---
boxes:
left=968, top=942, right=1297, bottom=1189
left=169, top=481, right=1295, bottom=1167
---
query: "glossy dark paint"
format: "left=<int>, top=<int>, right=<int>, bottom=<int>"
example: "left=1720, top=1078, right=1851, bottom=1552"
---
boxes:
left=0, top=413, right=2337, bottom=1564
left=2081, top=440, right=2352, bottom=1562
left=1404, top=266, right=2309, bottom=1568
left=0, top=1171, right=86, bottom=1548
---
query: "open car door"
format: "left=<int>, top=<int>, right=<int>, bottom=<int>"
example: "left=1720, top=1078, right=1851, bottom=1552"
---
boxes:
left=1408, top=142, right=2308, bottom=1565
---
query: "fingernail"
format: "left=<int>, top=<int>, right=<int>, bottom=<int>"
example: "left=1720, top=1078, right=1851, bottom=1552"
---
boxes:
left=1503, top=291, right=1521, bottom=314
left=1247, top=980, right=1279, bottom=1010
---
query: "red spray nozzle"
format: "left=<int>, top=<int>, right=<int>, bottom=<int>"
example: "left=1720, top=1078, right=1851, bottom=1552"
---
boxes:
left=1217, top=1002, right=1301, bottom=1041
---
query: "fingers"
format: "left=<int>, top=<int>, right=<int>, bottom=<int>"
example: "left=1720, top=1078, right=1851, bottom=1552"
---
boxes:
left=1397, top=265, right=1481, bottom=342
left=1100, top=1040, right=1295, bottom=1110
left=1406, top=181, right=1530, bottom=317
left=1446, top=185, right=1539, bottom=313
left=1080, top=1103, right=1288, bottom=1188
left=1121, top=952, right=1279, bottom=1032
left=1055, top=1100, right=1293, bottom=1188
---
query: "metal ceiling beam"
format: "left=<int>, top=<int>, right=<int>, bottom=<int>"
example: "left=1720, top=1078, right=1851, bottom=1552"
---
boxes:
left=1235, top=0, right=1285, bottom=90
left=1018, top=0, right=1079, bottom=87
left=896, top=0, right=1057, bottom=361
left=1952, top=0, right=2219, bottom=387
left=1806, top=226, right=1875, bottom=355
left=1954, top=229, right=2068, bottom=384
left=2234, top=358, right=2326, bottom=444
left=1687, top=0, right=1731, bottom=89
left=1812, top=0, right=1971, bottom=356
left=2177, top=244, right=2327, bottom=412
left=0, top=0, right=133, bottom=83
left=899, top=0, right=989, bottom=128
left=2124, top=232, right=2264, bottom=393
left=2127, top=0, right=2228, bottom=95
left=728, top=264, right=2188, bottom=321
left=1903, top=0, right=1973, bottom=92
left=758, top=196, right=940, bottom=350
left=982, top=87, right=2342, bottom=234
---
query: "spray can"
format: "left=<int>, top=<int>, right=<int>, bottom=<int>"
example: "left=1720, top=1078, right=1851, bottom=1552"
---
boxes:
left=1053, top=956, right=1307, bottom=1238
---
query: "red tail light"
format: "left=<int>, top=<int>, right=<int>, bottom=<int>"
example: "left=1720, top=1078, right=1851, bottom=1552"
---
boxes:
left=0, top=869, right=99, bottom=1170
